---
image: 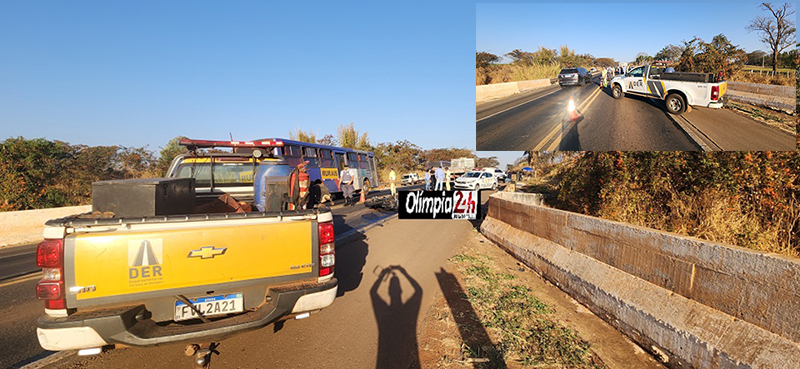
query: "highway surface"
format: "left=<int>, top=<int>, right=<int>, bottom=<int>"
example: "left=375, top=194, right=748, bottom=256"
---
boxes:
left=476, top=75, right=795, bottom=151
left=0, top=185, right=420, bottom=369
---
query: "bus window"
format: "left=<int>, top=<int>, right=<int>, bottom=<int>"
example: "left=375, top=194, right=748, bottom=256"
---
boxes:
left=358, top=154, right=369, bottom=169
left=283, top=145, right=302, bottom=167
left=320, top=149, right=335, bottom=168
left=302, top=146, right=318, bottom=166
left=347, top=152, right=358, bottom=167
left=335, top=152, right=345, bottom=171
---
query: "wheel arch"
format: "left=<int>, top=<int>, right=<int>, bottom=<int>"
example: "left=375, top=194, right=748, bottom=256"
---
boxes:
left=666, top=89, right=691, bottom=106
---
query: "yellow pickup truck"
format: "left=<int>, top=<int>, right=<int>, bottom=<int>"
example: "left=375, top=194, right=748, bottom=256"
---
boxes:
left=35, top=139, right=337, bottom=364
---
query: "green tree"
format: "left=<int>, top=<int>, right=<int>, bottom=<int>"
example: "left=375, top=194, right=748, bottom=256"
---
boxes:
left=595, top=57, right=615, bottom=67
left=289, top=127, right=317, bottom=143
left=654, top=44, right=683, bottom=62
left=155, top=136, right=189, bottom=177
left=0, top=137, right=71, bottom=210
left=318, top=134, right=337, bottom=146
left=747, top=3, right=796, bottom=75
left=558, top=45, right=578, bottom=67
left=505, top=49, right=535, bottom=66
left=475, top=156, right=500, bottom=168
left=532, top=46, right=558, bottom=64
left=337, top=122, right=370, bottom=150
left=476, top=51, right=500, bottom=68
left=693, top=34, right=747, bottom=77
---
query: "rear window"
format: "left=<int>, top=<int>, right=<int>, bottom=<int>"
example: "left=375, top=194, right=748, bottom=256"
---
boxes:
left=175, top=162, right=257, bottom=187
left=560, top=68, right=578, bottom=74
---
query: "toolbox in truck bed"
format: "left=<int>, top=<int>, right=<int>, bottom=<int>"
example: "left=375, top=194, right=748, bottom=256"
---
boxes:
left=91, top=177, right=196, bottom=217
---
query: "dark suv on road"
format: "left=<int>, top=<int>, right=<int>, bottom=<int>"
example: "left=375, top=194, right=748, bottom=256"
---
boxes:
left=558, top=67, right=591, bottom=87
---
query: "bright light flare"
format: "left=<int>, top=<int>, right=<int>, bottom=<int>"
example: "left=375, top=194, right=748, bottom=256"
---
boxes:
left=567, top=98, right=576, bottom=112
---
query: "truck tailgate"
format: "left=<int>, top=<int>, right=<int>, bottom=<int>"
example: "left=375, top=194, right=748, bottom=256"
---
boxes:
left=66, top=220, right=315, bottom=307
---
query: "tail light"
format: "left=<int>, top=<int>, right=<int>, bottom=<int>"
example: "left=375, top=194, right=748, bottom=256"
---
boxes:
left=318, top=222, right=335, bottom=277
left=36, top=239, right=66, bottom=310
left=711, top=85, right=719, bottom=100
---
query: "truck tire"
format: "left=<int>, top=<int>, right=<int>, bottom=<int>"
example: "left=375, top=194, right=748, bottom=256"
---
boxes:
left=665, top=93, right=686, bottom=115
left=612, top=84, right=623, bottom=99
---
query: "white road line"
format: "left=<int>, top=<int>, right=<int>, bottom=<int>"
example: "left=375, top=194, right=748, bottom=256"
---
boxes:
left=476, top=87, right=561, bottom=122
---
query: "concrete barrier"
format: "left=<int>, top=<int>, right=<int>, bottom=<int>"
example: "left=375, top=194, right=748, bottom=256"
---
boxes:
left=481, top=192, right=800, bottom=368
left=476, top=79, right=553, bottom=102
left=726, top=81, right=796, bottom=113
left=0, top=205, right=91, bottom=247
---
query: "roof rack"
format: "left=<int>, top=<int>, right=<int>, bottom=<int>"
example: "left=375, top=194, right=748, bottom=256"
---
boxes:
left=179, top=139, right=284, bottom=151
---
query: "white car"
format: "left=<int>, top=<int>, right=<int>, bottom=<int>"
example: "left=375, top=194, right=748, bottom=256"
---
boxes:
left=454, top=171, right=497, bottom=191
left=401, top=173, right=419, bottom=185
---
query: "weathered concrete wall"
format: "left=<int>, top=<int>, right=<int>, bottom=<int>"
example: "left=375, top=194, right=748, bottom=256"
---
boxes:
left=476, top=79, right=552, bottom=102
left=726, top=81, right=796, bottom=112
left=727, top=81, right=794, bottom=98
left=0, top=205, right=91, bottom=247
left=482, top=192, right=800, bottom=368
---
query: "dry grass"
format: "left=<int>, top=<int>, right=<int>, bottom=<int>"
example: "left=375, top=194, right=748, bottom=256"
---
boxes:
left=477, top=63, right=564, bottom=86
left=729, top=69, right=796, bottom=86
left=595, top=188, right=799, bottom=258
left=448, top=252, right=604, bottom=368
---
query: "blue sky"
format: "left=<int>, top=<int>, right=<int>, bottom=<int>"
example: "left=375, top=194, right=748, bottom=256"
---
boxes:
left=0, top=1, right=474, bottom=154
left=477, top=2, right=795, bottom=64
left=1, top=2, right=793, bottom=171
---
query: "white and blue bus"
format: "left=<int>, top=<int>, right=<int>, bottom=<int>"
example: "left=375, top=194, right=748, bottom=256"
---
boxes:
left=258, top=138, right=380, bottom=195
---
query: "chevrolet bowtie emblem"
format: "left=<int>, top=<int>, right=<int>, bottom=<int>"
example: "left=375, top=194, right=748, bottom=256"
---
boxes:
left=188, top=246, right=227, bottom=259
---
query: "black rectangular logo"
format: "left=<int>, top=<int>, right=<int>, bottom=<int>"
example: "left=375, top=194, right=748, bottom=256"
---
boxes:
left=398, top=190, right=480, bottom=220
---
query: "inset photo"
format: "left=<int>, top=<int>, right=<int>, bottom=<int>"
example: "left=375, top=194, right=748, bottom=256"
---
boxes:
left=476, top=3, right=797, bottom=151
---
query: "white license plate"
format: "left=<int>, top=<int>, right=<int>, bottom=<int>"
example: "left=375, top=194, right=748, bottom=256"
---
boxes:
left=174, top=293, right=243, bottom=321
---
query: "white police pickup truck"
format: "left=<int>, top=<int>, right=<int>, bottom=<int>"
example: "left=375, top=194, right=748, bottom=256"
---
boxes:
left=610, top=63, right=727, bottom=115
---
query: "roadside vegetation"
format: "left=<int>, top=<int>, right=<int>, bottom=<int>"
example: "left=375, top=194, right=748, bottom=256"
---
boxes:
left=518, top=152, right=799, bottom=258
left=479, top=5, right=797, bottom=87
left=446, top=251, right=603, bottom=368
left=0, top=124, right=498, bottom=211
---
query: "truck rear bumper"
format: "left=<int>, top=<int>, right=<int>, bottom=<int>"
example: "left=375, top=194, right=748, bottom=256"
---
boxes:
left=37, top=278, right=338, bottom=351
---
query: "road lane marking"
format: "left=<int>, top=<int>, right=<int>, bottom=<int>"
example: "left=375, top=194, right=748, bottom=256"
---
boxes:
left=533, top=87, right=601, bottom=150
left=476, top=87, right=561, bottom=122
left=0, top=272, right=40, bottom=287
left=546, top=87, right=604, bottom=150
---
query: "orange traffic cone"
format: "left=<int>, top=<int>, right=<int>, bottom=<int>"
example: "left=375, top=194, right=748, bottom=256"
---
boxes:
left=567, top=98, right=579, bottom=121
left=359, top=190, right=365, bottom=203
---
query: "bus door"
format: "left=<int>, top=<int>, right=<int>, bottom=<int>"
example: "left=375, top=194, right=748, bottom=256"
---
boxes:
left=369, top=155, right=380, bottom=187
left=332, top=151, right=346, bottom=193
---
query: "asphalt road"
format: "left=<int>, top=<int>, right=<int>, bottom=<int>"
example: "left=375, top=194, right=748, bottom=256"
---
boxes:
left=11, top=189, right=492, bottom=369
left=476, top=75, right=794, bottom=151
left=0, top=185, right=421, bottom=369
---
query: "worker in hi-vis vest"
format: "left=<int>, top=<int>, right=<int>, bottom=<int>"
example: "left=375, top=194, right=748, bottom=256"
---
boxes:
left=389, top=167, right=397, bottom=197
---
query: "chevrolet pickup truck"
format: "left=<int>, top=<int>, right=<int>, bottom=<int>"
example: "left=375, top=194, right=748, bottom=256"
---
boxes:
left=35, top=139, right=337, bottom=365
left=610, top=63, right=727, bottom=115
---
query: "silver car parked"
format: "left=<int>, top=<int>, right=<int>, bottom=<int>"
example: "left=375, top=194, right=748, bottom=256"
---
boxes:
left=558, top=67, right=591, bottom=87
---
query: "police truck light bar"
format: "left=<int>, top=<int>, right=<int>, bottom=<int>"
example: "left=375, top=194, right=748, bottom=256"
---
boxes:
left=179, top=139, right=284, bottom=150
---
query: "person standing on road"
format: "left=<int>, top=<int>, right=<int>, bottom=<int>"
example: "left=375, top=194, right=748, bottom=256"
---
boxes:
left=338, top=164, right=355, bottom=206
left=444, top=167, right=452, bottom=191
left=434, top=166, right=445, bottom=191
left=424, top=169, right=431, bottom=191
left=601, top=67, right=607, bottom=87
left=389, top=167, right=397, bottom=198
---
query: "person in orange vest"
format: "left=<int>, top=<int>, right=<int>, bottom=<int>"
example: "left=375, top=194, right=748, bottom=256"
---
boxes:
left=288, top=161, right=310, bottom=210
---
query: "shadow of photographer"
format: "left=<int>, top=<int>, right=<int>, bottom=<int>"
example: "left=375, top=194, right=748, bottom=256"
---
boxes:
left=370, top=265, right=423, bottom=369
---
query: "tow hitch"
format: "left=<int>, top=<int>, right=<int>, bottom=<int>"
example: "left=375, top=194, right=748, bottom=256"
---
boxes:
left=185, top=342, right=220, bottom=368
